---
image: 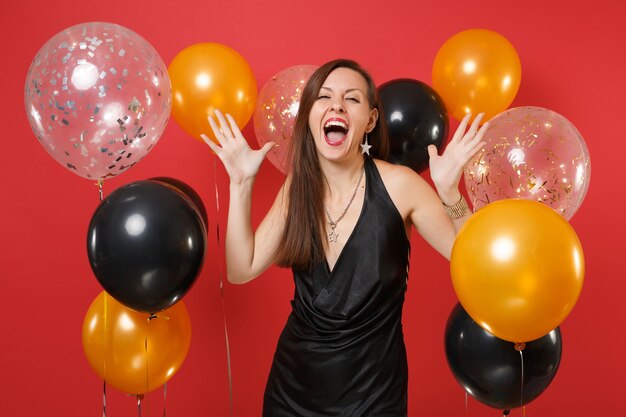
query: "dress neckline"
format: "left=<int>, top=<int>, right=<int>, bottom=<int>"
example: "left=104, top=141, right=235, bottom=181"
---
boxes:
left=324, top=158, right=370, bottom=274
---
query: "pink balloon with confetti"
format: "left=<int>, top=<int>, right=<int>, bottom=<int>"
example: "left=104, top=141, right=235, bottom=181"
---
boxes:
left=464, top=106, right=591, bottom=219
left=253, top=64, right=317, bottom=174
left=24, top=22, right=171, bottom=181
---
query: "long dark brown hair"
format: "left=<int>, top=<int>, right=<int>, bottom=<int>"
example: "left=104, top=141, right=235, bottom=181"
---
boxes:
left=274, top=59, right=390, bottom=271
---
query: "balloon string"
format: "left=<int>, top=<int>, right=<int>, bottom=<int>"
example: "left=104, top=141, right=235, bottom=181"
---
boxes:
left=103, top=291, right=108, bottom=417
left=145, top=316, right=154, bottom=408
left=102, top=381, right=107, bottom=417
left=519, top=348, right=524, bottom=411
left=97, top=179, right=104, bottom=202
left=214, top=158, right=234, bottom=417
left=137, top=395, right=143, bottom=417
left=514, top=341, right=526, bottom=415
left=464, top=391, right=468, bottom=416
left=163, top=383, right=167, bottom=417
left=145, top=330, right=149, bottom=402
left=98, top=184, right=107, bottom=417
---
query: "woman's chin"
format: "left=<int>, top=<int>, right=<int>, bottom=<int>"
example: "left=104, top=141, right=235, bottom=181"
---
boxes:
left=316, top=143, right=359, bottom=163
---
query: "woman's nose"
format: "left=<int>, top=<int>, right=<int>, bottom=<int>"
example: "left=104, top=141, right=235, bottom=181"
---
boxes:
left=330, top=99, right=345, bottom=113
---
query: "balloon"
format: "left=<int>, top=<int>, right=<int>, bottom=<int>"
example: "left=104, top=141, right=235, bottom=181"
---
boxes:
left=82, top=291, right=191, bottom=394
left=24, top=22, right=171, bottom=180
left=149, top=176, right=208, bottom=230
left=451, top=199, right=584, bottom=342
left=464, top=106, right=591, bottom=220
left=87, top=180, right=206, bottom=313
left=253, top=64, right=318, bottom=173
left=432, top=29, right=521, bottom=121
left=168, top=43, right=257, bottom=143
left=378, top=79, right=449, bottom=173
left=445, top=304, right=562, bottom=410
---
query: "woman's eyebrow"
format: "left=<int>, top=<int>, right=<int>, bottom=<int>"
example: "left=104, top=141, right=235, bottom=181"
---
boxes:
left=319, top=86, right=364, bottom=94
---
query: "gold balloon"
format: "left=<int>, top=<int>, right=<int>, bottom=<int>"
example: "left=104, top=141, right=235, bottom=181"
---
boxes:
left=169, top=42, right=257, bottom=143
left=82, top=292, right=192, bottom=394
left=450, top=199, right=584, bottom=342
left=432, top=29, right=521, bottom=122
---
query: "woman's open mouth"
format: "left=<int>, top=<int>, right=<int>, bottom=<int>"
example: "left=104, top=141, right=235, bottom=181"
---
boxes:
left=323, top=118, right=349, bottom=146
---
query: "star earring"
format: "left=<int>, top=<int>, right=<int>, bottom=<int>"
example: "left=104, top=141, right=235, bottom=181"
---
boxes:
left=361, top=133, right=372, bottom=155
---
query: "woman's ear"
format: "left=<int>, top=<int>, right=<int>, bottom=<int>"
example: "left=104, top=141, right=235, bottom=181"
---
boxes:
left=367, top=108, right=379, bottom=133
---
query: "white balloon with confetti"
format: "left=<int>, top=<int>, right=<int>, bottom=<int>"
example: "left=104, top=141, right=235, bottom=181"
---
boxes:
left=24, top=22, right=171, bottom=180
left=464, top=106, right=591, bottom=219
left=253, top=64, right=317, bottom=174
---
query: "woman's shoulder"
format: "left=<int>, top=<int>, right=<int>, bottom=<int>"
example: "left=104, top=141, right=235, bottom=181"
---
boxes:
left=372, top=158, right=427, bottom=187
left=371, top=158, right=433, bottom=220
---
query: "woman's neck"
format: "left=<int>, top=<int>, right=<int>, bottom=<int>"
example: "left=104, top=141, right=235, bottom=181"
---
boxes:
left=320, top=156, right=366, bottom=199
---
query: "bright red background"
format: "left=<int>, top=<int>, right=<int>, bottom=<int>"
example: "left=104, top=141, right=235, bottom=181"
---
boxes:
left=1, top=0, right=623, bottom=415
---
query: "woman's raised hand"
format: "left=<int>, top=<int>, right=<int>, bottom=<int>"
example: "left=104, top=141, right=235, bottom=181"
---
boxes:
left=428, top=113, right=488, bottom=201
left=201, top=109, right=275, bottom=184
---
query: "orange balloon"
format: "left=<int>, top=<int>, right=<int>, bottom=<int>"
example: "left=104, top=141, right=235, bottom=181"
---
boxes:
left=450, top=199, right=584, bottom=343
left=168, top=43, right=257, bottom=143
left=432, top=29, right=521, bottom=122
left=82, top=291, right=192, bottom=394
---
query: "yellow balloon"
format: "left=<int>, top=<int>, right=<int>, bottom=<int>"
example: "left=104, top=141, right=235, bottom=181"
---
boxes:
left=168, top=42, right=257, bottom=143
left=432, top=29, right=521, bottom=122
left=82, top=292, right=192, bottom=394
left=450, top=199, right=584, bottom=342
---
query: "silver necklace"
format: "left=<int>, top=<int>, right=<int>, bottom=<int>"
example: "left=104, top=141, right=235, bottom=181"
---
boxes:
left=324, top=165, right=365, bottom=242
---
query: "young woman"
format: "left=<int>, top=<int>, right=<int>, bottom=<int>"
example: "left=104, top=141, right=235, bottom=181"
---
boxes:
left=202, top=59, right=487, bottom=417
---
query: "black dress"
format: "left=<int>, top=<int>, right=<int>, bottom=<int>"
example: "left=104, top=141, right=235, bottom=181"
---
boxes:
left=263, top=157, right=411, bottom=417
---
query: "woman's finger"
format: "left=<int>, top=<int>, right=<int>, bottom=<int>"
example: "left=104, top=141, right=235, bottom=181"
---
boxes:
left=466, top=120, right=489, bottom=147
left=466, top=140, right=486, bottom=162
left=427, top=144, right=439, bottom=160
left=208, top=115, right=228, bottom=146
left=215, top=109, right=235, bottom=140
left=464, top=121, right=488, bottom=159
left=476, top=119, right=490, bottom=137
left=467, top=113, right=484, bottom=139
left=451, top=113, right=472, bottom=144
left=200, top=133, right=221, bottom=154
left=259, top=141, right=276, bottom=157
left=226, top=113, right=245, bottom=141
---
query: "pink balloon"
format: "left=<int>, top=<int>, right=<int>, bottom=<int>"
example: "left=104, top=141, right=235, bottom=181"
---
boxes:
left=464, top=106, right=591, bottom=219
left=25, top=22, right=171, bottom=180
left=253, top=65, right=317, bottom=174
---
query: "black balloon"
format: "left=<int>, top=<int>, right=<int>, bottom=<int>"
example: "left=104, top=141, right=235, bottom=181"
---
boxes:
left=445, top=303, right=562, bottom=410
left=149, top=176, right=208, bottom=230
left=87, top=180, right=207, bottom=313
left=379, top=79, right=448, bottom=173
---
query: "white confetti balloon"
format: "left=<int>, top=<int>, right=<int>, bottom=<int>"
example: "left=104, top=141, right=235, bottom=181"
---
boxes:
left=25, top=22, right=171, bottom=180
